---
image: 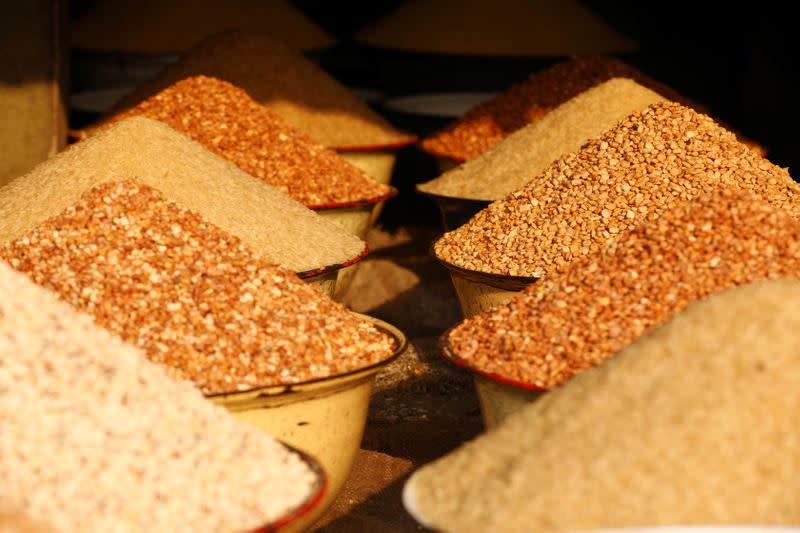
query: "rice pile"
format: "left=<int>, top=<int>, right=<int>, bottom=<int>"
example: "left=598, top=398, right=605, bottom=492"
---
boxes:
left=434, top=102, right=798, bottom=277
left=421, top=56, right=691, bottom=161
left=70, top=0, right=333, bottom=53
left=0, top=116, right=365, bottom=274
left=0, top=261, right=319, bottom=531
left=355, top=0, right=635, bottom=57
left=103, top=30, right=415, bottom=151
left=0, top=180, right=396, bottom=394
left=418, top=78, right=664, bottom=201
left=447, top=189, right=800, bottom=388
left=89, top=76, right=391, bottom=207
left=406, top=279, right=800, bottom=532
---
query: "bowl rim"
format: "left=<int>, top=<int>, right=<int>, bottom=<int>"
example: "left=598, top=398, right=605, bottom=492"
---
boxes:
left=296, top=243, right=369, bottom=280
left=308, top=186, right=398, bottom=211
left=429, top=235, right=540, bottom=290
left=438, top=324, right=548, bottom=392
left=416, top=188, right=495, bottom=207
left=333, top=137, right=419, bottom=152
left=249, top=442, right=328, bottom=533
left=206, top=313, right=407, bottom=399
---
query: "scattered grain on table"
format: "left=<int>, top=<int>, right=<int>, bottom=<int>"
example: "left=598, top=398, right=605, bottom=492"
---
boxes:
left=70, top=0, right=333, bottom=53
left=0, top=116, right=364, bottom=273
left=0, top=261, right=318, bottom=532
left=407, top=279, right=800, bottom=532
left=418, top=78, right=664, bottom=201
left=104, top=30, right=415, bottom=150
left=87, top=76, right=390, bottom=207
left=448, top=189, right=800, bottom=387
left=434, top=102, right=799, bottom=277
left=0, top=180, right=396, bottom=394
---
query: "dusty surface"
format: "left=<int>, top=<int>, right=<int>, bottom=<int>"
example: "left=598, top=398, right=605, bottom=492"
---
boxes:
left=312, top=226, right=483, bottom=532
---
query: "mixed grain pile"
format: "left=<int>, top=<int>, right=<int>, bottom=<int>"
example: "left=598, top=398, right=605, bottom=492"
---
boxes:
left=407, top=279, right=800, bottom=532
left=0, top=180, right=396, bottom=394
left=355, top=0, right=635, bottom=57
left=70, top=0, right=333, bottom=53
left=434, top=102, right=799, bottom=277
left=421, top=56, right=689, bottom=161
left=0, top=117, right=365, bottom=273
left=0, top=261, right=318, bottom=531
left=104, top=31, right=415, bottom=150
left=89, top=76, right=390, bottom=207
left=448, top=189, right=800, bottom=388
left=418, top=78, right=664, bottom=201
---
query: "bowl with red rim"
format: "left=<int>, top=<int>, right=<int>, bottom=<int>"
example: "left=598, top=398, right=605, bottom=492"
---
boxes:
left=335, top=138, right=418, bottom=187
left=296, top=243, right=369, bottom=298
left=440, top=323, right=547, bottom=429
left=250, top=443, right=327, bottom=533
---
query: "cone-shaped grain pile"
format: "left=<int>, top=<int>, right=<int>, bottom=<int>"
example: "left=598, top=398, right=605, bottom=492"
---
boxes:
left=0, top=180, right=396, bottom=394
left=0, top=260, right=319, bottom=531
left=356, top=0, right=636, bottom=57
left=434, top=102, right=799, bottom=278
left=406, top=279, right=800, bottom=531
left=0, top=117, right=364, bottom=274
left=422, top=57, right=699, bottom=162
left=418, top=78, right=664, bottom=201
left=70, top=0, right=334, bottom=53
left=447, top=189, right=800, bottom=388
left=89, top=76, right=392, bottom=208
left=104, top=31, right=415, bottom=151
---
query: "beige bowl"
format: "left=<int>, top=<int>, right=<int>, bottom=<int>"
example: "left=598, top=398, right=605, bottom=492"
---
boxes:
left=440, top=329, right=546, bottom=430
left=208, top=314, right=407, bottom=531
left=339, top=150, right=397, bottom=186
left=297, top=244, right=369, bottom=298
left=434, top=253, right=536, bottom=319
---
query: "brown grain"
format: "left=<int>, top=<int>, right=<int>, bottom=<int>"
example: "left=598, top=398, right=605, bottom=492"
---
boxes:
left=0, top=180, right=395, bottom=394
left=434, top=102, right=798, bottom=277
left=103, top=30, right=415, bottom=150
left=448, top=189, right=800, bottom=388
left=93, top=75, right=391, bottom=207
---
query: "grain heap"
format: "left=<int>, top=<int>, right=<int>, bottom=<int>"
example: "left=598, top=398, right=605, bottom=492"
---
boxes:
left=104, top=31, right=415, bottom=151
left=70, top=0, right=333, bottom=53
left=418, top=78, right=664, bottom=201
left=421, top=56, right=690, bottom=162
left=0, top=261, right=318, bottom=531
left=447, top=190, right=800, bottom=388
left=407, top=280, right=800, bottom=532
left=0, top=180, right=396, bottom=394
left=0, top=117, right=365, bottom=274
left=355, top=0, right=636, bottom=57
left=91, top=76, right=391, bottom=207
left=434, top=102, right=798, bottom=277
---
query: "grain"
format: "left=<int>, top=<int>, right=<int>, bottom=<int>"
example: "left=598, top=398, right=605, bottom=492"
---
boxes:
left=0, top=261, right=318, bottom=532
left=407, top=279, right=800, bottom=532
left=418, top=78, right=664, bottom=200
left=92, top=76, right=391, bottom=207
left=103, top=30, right=415, bottom=150
left=0, top=180, right=396, bottom=394
left=434, top=102, right=799, bottom=277
left=355, top=0, right=635, bottom=57
left=70, top=0, right=333, bottom=53
left=421, top=56, right=693, bottom=161
left=448, top=189, right=800, bottom=388
left=0, top=116, right=365, bottom=274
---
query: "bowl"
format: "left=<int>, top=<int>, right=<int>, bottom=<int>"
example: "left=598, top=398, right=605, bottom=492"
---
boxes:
left=252, top=443, right=327, bottom=533
left=419, top=191, right=491, bottom=231
left=440, top=329, right=546, bottom=430
left=433, top=250, right=536, bottom=318
left=297, top=244, right=369, bottom=298
left=208, top=314, right=407, bottom=531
